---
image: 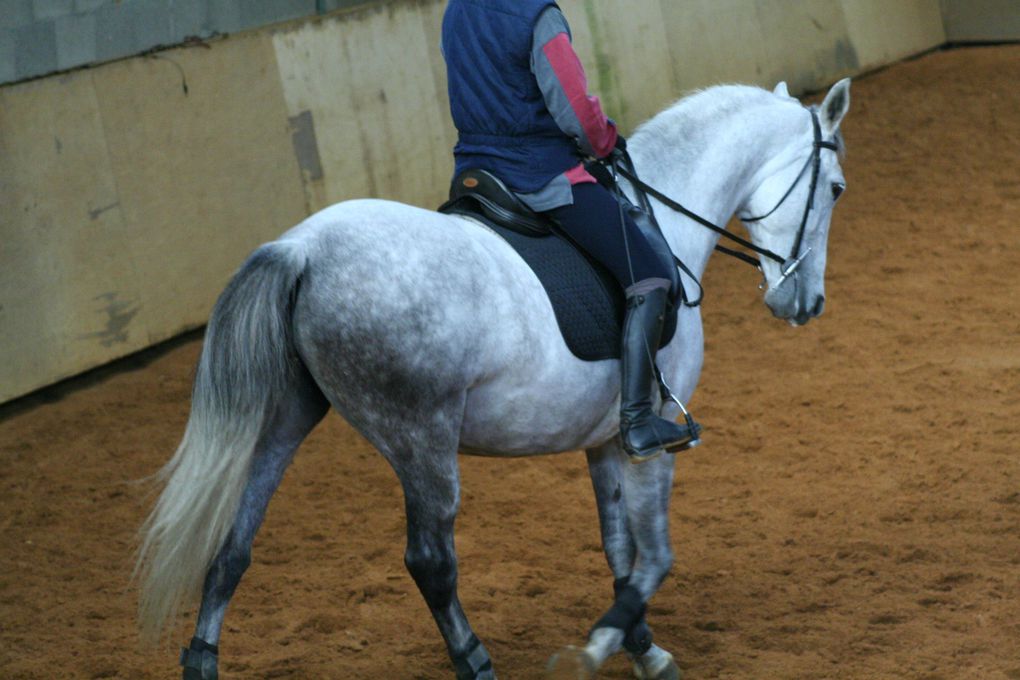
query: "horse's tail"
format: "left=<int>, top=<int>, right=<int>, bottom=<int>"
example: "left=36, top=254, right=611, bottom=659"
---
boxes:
left=135, top=239, right=308, bottom=645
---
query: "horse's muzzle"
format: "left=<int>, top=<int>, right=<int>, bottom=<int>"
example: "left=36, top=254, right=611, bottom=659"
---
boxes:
left=789, top=294, right=825, bottom=326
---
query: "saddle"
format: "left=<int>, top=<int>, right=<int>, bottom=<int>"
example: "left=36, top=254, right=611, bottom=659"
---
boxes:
left=438, top=168, right=678, bottom=362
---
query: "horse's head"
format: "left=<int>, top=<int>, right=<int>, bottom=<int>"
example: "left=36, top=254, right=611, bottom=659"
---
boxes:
left=739, top=78, right=850, bottom=326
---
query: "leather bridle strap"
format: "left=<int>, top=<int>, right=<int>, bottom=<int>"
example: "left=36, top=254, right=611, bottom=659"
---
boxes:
left=714, top=243, right=762, bottom=268
left=615, top=108, right=840, bottom=273
left=741, top=109, right=840, bottom=263
left=614, top=161, right=787, bottom=267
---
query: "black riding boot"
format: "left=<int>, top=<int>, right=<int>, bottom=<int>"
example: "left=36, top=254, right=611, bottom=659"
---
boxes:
left=620, top=286, right=701, bottom=462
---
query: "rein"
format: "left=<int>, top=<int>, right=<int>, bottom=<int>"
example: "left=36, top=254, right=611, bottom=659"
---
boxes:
left=611, top=108, right=839, bottom=299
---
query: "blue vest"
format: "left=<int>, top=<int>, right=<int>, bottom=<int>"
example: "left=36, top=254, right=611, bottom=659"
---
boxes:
left=442, top=0, right=581, bottom=193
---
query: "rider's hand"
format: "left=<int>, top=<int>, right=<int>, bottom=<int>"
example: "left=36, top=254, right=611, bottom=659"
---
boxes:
left=607, top=133, right=628, bottom=164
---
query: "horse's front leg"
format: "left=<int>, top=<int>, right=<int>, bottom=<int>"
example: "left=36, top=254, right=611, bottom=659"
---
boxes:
left=582, top=441, right=681, bottom=680
left=549, top=443, right=679, bottom=679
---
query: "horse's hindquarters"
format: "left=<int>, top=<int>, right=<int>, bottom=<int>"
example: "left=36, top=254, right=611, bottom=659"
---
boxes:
left=287, top=201, right=624, bottom=457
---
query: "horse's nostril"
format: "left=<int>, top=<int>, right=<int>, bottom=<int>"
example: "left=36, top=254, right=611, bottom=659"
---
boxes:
left=812, top=295, right=825, bottom=316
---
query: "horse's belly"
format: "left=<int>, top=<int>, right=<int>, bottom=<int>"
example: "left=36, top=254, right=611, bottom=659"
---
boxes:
left=458, top=364, right=621, bottom=456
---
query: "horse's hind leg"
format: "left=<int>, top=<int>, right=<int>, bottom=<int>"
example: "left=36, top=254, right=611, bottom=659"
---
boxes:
left=584, top=442, right=681, bottom=680
left=364, top=398, right=494, bottom=680
left=180, top=370, right=328, bottom=679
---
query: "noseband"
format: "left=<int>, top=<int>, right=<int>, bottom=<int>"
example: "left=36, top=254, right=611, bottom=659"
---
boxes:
left=613, top=107, right=839, bottom=300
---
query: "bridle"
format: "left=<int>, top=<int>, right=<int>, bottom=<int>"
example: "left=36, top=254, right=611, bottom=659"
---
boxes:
left=738, top=108, right=840, bottom=286
left=612, top=107, right=840, bottom=304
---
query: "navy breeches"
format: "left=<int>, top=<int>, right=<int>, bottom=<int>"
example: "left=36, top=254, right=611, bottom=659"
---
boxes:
left=546, top=182, right=671, bottom=290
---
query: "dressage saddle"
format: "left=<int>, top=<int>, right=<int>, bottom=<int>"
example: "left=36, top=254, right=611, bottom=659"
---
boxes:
left=438, top=168, right=679, bottom=362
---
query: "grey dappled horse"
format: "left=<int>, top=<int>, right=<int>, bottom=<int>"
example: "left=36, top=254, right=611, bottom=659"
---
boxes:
left=137, top=79, right=850, bottom=679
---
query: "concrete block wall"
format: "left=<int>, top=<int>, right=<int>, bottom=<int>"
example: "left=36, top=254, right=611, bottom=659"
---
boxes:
left=0, top=0, right=370, bottom=85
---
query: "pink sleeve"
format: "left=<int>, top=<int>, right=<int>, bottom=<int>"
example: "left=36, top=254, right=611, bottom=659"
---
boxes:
left=540, top=33, right=618, bottom=158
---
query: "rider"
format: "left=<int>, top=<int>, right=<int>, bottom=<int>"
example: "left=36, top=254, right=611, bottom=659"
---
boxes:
left=442, top=0, right=700, bottom=461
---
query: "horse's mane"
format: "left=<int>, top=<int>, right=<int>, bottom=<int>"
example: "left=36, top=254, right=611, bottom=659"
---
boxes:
left=631, top=84, right=846, bottom=158
left=631, top=85, right=776, bottom=139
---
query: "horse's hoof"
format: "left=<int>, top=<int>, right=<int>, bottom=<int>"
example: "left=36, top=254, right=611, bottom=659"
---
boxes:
left=546, top=645, right=596, bottom=679
left=632, top=650, right=681, bottom=680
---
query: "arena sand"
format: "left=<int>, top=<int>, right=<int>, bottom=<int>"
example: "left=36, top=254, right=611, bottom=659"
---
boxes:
left=1, top=45, right=1018, bottom=679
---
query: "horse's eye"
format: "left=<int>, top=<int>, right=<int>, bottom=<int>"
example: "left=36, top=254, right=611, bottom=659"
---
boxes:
left=832, top=182, right=846, bottom=201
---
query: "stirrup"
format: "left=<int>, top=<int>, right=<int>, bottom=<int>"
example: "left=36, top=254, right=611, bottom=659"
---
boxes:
left=655, top=368, right=702, bottom=450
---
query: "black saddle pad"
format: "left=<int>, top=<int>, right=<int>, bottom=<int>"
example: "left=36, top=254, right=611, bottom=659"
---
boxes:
left=448, top=210, right=677, bottom=362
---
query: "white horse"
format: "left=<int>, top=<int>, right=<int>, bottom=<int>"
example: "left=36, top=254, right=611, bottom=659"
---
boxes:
left=137, top=78, right=850, bottom=680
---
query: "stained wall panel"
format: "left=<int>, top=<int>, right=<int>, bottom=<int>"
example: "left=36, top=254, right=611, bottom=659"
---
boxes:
left=273, top=2, right=452, bottom=212
left=89, top=33, right=307, bottom=341
left=0, top=71, right=136, bottom=401
left=657, top=0, right=858, bottom=98
left=417, top=0, right=457, bottom=168
left=940, top=0, right=1020, bottom=41
left=1, top=32, right=306, bottom=403
left=843, top=0, right=946, bottom=69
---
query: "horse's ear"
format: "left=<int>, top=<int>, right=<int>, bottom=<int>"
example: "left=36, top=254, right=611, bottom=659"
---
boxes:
left=820, top=78, right=851, bottom=135
left=773, top=81, right=790, bottom=98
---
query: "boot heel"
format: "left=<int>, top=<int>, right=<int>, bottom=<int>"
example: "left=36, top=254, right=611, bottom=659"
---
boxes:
left=627, top=447, right=665, bottom=464
left=664, top=437, right=699, bottom=454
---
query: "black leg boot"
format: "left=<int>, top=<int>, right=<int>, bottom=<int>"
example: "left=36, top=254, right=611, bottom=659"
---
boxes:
left=620, top=286, right=701, bottom=462
left=180, top=637, right=218, bottom=679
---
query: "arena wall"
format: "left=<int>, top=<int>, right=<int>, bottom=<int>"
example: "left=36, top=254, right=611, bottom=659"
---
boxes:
left=940, top=0, right=1020, bottom=42
left=0, top=0, right=965, bottom=402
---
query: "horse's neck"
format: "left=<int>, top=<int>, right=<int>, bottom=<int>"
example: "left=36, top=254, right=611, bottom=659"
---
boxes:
left=627, top=100, right=784, bottom=281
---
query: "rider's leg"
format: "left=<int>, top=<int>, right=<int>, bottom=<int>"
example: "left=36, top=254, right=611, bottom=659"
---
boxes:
left=546, top=182, right=663, bottom=290
left=548, top=182, right=700, bottom=461
left=620, top=281, right=700, bottom=461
